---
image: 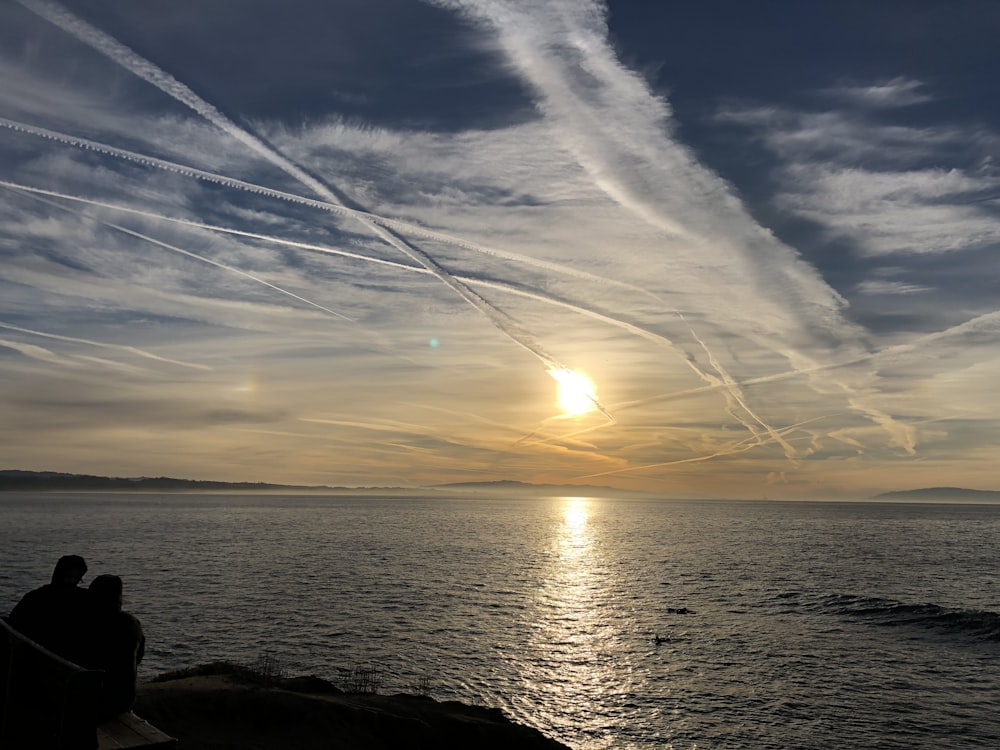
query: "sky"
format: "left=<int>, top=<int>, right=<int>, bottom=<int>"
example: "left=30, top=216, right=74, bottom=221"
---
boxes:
left=1, top=0, right=999, bottom=499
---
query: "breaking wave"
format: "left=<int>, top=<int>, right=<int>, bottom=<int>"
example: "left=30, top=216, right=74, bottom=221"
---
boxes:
left=794, top=592, right=1000, bottom=642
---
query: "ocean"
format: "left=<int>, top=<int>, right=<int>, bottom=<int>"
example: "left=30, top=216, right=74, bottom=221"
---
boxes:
left=2, top=492, right=998, bottom=749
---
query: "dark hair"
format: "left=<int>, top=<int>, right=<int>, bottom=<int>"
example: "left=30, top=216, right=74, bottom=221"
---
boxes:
left=89, top=574, right=124, bottom=611
left=51, top=555, right=88, bottom=584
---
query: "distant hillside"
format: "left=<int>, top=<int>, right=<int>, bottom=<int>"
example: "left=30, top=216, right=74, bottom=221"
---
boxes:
left=873, top=487, right=1000, bottom=501
left=1, top=471, right=650, bottom=497
left=0, top=470, right=329, bottom=492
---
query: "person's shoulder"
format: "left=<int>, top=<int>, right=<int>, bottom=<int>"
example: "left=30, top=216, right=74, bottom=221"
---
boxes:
left=124, top=612, right=143, bottom=629
left=9, top=585, right=52, bottom=625
left=12, top=584, right=50, bottom=608
left=116, top=610, right=143, bottom=630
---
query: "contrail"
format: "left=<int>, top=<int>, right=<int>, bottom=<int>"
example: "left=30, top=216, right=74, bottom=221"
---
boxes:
left=0, top=322, right=211, bottom=370
left=14, top=187, right=356, bottom=322
left=31, top=0, right=927, bottom=458
left=0, top=179, right=419, bottom=274
left=607, top=309, right=1000, bottom=416
left=104, top=223, right=356, bottom=322
left=7, top=1, right=871, bottom=442
left=575, top=415, right=836, bottom=481
left=0, top=179, right=691, bottom=360
left=0, top=337, right=144, bottom=374
left=14, top=0, right=340, bottom=204
left=0, top=179, right=792, bottom=445
left=511, top=418, right=606, bottom=450
left=301, top=417, right=441, bottom=435
left=431, top=0, right=892, bottom=449
left=301, top=416, right=506, bottom=455
left=0, top=338, right=73, bottom=366
left=680, top=312, right=797, bottom=459
left=402, top=401, right=554, bottom=443
left=14, top=0, right=616, bottom=421
left=0, top=117, right=650, bottom=297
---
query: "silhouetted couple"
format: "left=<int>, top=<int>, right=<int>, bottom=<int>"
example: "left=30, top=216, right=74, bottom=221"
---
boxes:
left=9, top=555, right=146, bottom=721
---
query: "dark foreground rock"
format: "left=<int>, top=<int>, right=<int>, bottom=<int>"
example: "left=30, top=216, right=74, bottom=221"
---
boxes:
left=135, top=666, right=571, bottom=750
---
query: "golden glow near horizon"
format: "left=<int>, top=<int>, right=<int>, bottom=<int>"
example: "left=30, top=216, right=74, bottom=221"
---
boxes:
left=550, top=368, right=598, bottom=416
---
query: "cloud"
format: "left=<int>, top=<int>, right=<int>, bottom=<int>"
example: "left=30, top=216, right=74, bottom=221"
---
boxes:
left=854, top=280, right=931, bottom=296
left=779, top=164, right=1000, bottom=256
left=717, top=96, right=1000, bottom=258
left=0, top=321, right=210, bottom=370
left=428, top=0, right=856, bottom=344
left=819, top=77, right=933, bottom=109
left=0, top=337, right=71, bottom=366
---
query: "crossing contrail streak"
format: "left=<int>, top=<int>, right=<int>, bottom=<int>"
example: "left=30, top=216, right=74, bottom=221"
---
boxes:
left=0, top=117, right=649, bottom=297
left=0, top=179, right=421, bottom=274
left=18, top=187, right=356, bottom=323
left=608, top=309, right=1000, bottom=416
left=9, top=174, right=968, bottom=456
left=3, top=184, right=650, bottom=393
left=0, top=322, right=211, bottom=370
left=1, top=178, right=728, bottom=429
left=14, top=0, right=338, bottom=204
left=429, top=0, right=912, bottom=452
left=0, top=337, right=151, bottom=374
left=14, top=0, right=615, bottom=421
left=576, top=415, right=834, bottom=481
left=105, top=223, right=356, bottom=322
left=1, top=179, right=694, bottom=370
left=681, top=312, right=797, bottom=459
left=1, top=174, right=783, bottom=438
left=1, top=337, right=77, bottom=367
left=7, top=109, right=832, bottom=450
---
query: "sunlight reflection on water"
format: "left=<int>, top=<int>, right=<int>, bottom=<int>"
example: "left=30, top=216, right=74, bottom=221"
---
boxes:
left=512, top=497, right=642, bottom=748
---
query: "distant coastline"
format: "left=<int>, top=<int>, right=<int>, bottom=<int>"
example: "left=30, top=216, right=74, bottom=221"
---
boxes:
left=0, top=469, right=338, bottom=493
left=0, top=470, right=644, bottom=497
left=5, top=471, right=997, bottom=501
left=870, top=487, right=1000, bottom=502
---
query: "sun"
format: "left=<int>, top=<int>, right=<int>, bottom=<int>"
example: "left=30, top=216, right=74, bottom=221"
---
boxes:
left=549, top=368, right=598, bottom=416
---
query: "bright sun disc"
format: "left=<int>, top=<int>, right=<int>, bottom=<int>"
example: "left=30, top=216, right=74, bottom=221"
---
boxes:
left=550, top=368, right=597, bottom=415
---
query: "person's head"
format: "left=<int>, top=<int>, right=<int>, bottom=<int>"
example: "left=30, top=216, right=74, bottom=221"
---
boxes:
left=51, top=555, right=88, bottom=586
left=89, top=574, right=124, bottom=612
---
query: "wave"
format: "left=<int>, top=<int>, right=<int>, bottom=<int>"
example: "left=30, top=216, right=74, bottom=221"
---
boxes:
left=780, top=592, right=1000, bottom=642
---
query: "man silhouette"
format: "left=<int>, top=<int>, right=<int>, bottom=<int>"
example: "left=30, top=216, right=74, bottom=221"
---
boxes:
left=9, top=555, right=91, bottom=664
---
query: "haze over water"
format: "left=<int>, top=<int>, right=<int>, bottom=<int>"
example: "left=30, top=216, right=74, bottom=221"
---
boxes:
left=3, top=492, right=999, bottom=749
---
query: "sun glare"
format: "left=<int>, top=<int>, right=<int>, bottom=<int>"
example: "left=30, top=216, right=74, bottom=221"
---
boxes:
left=550, top=368, right=598, bottom=416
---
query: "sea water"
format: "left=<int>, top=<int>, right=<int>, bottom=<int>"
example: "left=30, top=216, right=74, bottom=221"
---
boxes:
left=1, top=492, right=998, bottom=749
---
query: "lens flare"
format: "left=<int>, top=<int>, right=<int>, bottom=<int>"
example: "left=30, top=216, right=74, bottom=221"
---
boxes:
left=549, top=368, right=598, bottom=416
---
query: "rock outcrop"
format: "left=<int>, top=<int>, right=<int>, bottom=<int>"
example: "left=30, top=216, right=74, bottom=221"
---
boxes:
left=135, top=666, right=571, bottom=750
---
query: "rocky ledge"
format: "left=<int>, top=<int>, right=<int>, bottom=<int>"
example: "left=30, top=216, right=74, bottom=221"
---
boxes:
left=134, top=664, right=571, bottom=750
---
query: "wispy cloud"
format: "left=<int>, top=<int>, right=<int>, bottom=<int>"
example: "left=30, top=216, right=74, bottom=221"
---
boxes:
left=819, top=77, right=933, bottom=109
left=717, top=97, right=1000, bottom=257
left=854, top=280, right=930, bottom=296
left=0, top=321, right=210, bottom=370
